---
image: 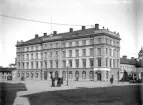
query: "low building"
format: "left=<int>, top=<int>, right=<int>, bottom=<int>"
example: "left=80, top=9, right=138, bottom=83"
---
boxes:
left=0, top=67, right=16, bottom=81
left=120, top=56, right=137, bottom=80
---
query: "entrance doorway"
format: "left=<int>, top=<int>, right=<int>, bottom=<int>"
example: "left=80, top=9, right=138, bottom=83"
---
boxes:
left=97, top=71, right=101, bottom=81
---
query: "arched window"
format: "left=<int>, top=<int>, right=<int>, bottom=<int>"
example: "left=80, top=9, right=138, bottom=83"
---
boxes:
left=36, top=72, right=38, bottom=78
left=75, top=71, right=79, bottom=78
left=89, top=71, right=94, bottom=79
left=69, top=71, right=73, bottom=78
left=18, top=72, right=20, bottom=77
left=62, top=71, right=66, bottom=79
left=82, top=71, right=86, bottom=79
left=55, top=71, right=58, bottom=79
left=22, top=72, right=25, bottom=77
left=26, top=72, right=29, bottom=78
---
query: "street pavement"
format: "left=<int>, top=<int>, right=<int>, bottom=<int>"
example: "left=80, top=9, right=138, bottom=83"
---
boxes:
left=1, top=80, right=142, bottom=105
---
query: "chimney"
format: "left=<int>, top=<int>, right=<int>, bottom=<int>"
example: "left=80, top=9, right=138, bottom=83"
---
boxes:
left=69, top=28, right=73, bottom=32
left=95, top=24, right=99, bottom=30
left=123, top=55, right=127, bottom=59
left=43, top=33, right=47, bottom=37
left=35, top=34, right=39, bottom=38
left=82, top=26, right=85, bottom=30
left=131, top=57, right=134, bottom=60
left=53, top=31, right=57, bottom=36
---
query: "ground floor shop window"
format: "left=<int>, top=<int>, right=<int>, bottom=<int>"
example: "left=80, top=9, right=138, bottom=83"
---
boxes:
left=55, top=71, right=58, bottom=79
left=36, top=72, right=38, bottom=78
left=44, top=71, right=47, bottom=80
left=106, top=71, right=108, bottom=80
left=82, top=71, right=86, bottom=79
left=89, top=71, right=93, bottom=79
left=75, top=71, right=79, bottom=79
left=63, top=71, right=66, bottom=79
left=26, top=72, right=29, bottom=78
left=69, top=71, right=73, bottom=78
left=31, top=72, right=33, bottom=78
left=18, top=72, right=20, bottom=77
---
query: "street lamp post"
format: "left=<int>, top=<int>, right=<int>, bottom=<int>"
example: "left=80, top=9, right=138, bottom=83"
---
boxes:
left=66, top=66, right=68, bottom=86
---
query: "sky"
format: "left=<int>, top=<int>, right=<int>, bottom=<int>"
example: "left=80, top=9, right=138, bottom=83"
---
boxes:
left=0, top=0, right=143, bottom=67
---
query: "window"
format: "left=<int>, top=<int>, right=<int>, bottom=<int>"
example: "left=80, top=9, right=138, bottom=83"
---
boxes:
left=75, top=71, right=79, bottom=78
left=31, top=72, right=33, bottom=78
left=55, top=51, right=58, bottom=57
left=75, top=59, right=79, bottom=68
left=22, top=54, right=24, bottom=60
left=62, top=42, right=65, bottom=47
left=41, top=53, right=43, bottom=59
left=97, top=48, right=101, bottom=55
left=44, top=52, right=47, bottom=59
left=36, top=61, right=38, bottom=69
left=117, top=59, right=119, bottom=67
left=18, top=62, right=20, bottom=69
left=106, top=71, right=108, bottom=79
left=18, top=72, right=20, bottom=77
left=49, top=60, right=53, bottom=68
left=89, top=71, right=93, bottom=79
left=45, top=61, right=47, bottom=68
left=62, top=60, right=66, bottom=68
left=36, top=72, right=38, bottom=78
left=69, top=50, right=72, bottom=57
left=90, top=48, right=93, bottom=56
left=82, top=71, right=86, bottom=79
left=82, top=40, right=86, bottom=45
left=31, top=62, right=33, bottom=69
left=22, top=62, right=25, bottom=69
left=31, top=54, right=33, bottom=60
left=117, top=42, right=119, bottom=46
left=98, top=38, right=101, bottom=44
left=41, top=61, right=43, bottom=68
left=56, top=43, right=58, bottom=48
left=62, top=51, right=66, bottom=57
left=26, top=72, right=29, bottom=78
left=110, top=49, right=112, bottom=56
left=27, top=54, right=29, bottom=60
left=106, top=58, right=108, bottom=67
left=68, top=59, right=72, bottom=68
left=27, top=62, right=29, bottom=69
left=27, top=47, right=29, bottom=51
left=36, top=53, right=38, bottom=59
left=50, top=52, right=52, bottom=57
left=82, top=59, right=86, bottom=68
left=31, top=46, right=33, bottom=51
left=106, top=48, right=108, bottom=55
left=50, top=44, right=52, bottom=48
left=110, top=59, right=112, bottom=67
left=69, top=71, right=73, bottom=78
left=106, top=38, right=108, bottom=44
left=75, top=41, right=79, bottom=46
left=97, top=58, right=101, bottom=67
left=82, top=49, right=86, bottom=56
left=113, top=49, right=115, bottom=57
left=69, top=42, right=72, bottom=47
left=55, top=60, right=58, bottom=68
left=89, top=58, right=94, bottom=67
left=36, top=46, right=38, bottom=50
left=44, top=44, right=47, bottom=49
left=62, top=71, right=66, bottom=79
left=110, top=40, right=112, bottom=45
left=76, top=49, right=79, bottom=57
left=113, top=59, right=115, bottom=67
left=90, top=39, right=94, bottom=45
left=18, top=55, right=20, bottom=61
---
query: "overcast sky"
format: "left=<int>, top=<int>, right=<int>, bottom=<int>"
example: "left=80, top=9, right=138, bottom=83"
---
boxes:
left=0, top=0, right=143, bottom=67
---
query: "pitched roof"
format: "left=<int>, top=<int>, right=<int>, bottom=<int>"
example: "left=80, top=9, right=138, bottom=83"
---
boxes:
left=120, top=58, right=137, bottom=65
left=16, top=27, right=120, bottom=47
left=0, top=68, right=16, bottom=72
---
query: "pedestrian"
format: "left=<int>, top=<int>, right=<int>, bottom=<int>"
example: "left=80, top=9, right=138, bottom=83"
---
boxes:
left=110, top=75, right=114, bottom=84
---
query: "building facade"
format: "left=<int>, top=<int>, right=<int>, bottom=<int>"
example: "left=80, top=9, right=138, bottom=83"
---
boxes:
left=119, top=56, right=137, bottom=80
left=15, top=24, right=121, bottom=81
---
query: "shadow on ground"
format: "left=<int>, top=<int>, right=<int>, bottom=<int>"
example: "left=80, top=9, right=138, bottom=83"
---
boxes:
left=0, top=82, right=27, bottom=105
left=22, top=85, right=142, bottom=105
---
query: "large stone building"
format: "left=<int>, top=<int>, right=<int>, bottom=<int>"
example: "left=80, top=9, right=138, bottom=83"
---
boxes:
left=15, top=24, right=121, bottom=81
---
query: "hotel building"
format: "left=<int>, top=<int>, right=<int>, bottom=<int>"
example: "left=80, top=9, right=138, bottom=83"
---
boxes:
left=15, top=24, right=121, bottom=81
